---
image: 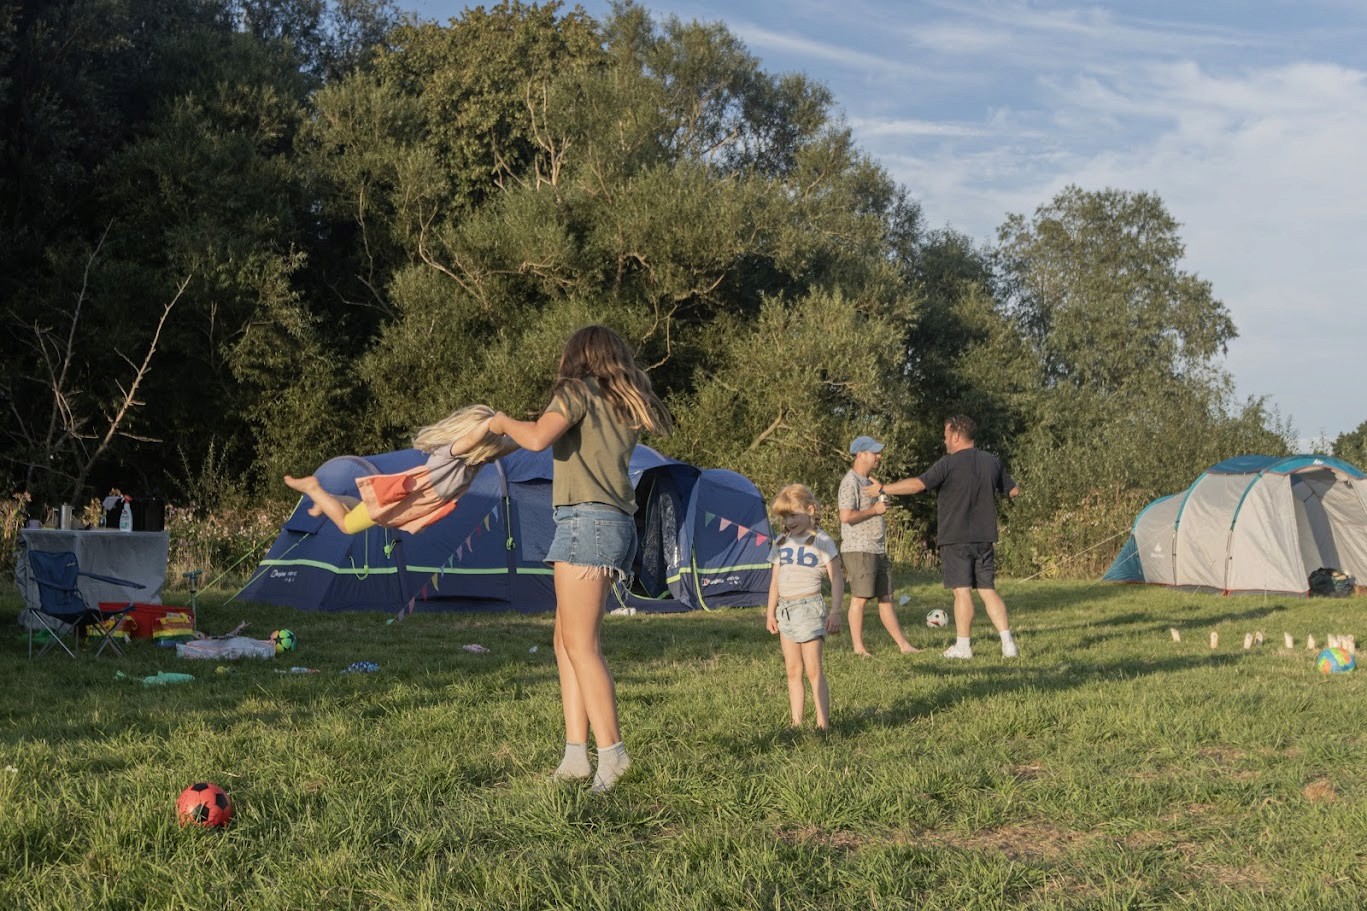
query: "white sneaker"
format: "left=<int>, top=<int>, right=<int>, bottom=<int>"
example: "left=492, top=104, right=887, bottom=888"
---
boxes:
left=1001, top=640, right=1019, bottom=658
left=943, top=643, right=973, bottom=660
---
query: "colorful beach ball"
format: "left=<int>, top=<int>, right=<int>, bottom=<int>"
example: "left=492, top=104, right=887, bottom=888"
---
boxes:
left=1316, top=647, right=1356, bottom=674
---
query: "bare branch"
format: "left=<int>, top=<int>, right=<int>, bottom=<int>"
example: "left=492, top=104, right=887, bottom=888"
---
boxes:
left=41, top=222, right=111, bottom=469
left=69, top=273, right=192, bottom=498
left=746, top=407, right=787, bottom=453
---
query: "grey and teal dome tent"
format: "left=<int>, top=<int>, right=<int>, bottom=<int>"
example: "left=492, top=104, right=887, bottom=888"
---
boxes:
left=1103, top=455, right=1367, bottom=595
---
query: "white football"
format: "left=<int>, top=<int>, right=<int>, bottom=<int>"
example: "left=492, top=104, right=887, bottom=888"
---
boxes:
left=926, top=608, right=948, bottom=628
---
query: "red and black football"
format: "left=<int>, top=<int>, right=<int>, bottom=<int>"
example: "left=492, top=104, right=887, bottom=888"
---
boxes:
left=176, top=781, right=233, bottom=828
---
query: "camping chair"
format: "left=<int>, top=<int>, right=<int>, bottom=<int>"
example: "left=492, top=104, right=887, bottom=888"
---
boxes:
left=25, top=550, right=144, bottom=659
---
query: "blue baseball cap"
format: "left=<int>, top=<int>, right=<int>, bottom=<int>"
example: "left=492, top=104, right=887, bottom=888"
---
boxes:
left=849, top=435, right=885, bottom=455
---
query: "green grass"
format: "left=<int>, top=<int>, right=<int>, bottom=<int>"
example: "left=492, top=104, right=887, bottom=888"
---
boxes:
left=3, top=577, right=1365, bottom=910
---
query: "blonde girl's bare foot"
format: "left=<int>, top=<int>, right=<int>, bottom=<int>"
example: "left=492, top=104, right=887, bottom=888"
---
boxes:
left=900, top=645, right=922, bottom=654
left=284, top=475, right=330, bottom=516
left=284, top=474, right=321, bottom=496
left=853, top=649, right=872, bottom=658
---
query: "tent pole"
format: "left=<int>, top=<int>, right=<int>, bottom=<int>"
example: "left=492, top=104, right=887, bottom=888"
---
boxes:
left=391, top=533, right=409, bottom=614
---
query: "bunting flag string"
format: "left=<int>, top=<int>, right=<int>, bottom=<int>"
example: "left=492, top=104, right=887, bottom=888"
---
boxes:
left=394, top=501, right=502, bottom=623
left=707, top=511, right=771, bottom=549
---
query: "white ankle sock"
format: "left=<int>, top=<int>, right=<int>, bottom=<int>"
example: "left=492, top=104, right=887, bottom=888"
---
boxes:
left=1000, top=630, right=1014, bottom=646
left=957, top=637, right=971, bottom=649
left=553, top=742, right=591, bottom=780
left=591, top=742, right=631, bottom=793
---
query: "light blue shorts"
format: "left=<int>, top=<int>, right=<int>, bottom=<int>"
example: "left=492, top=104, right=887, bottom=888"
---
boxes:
left=544, top=503, right=637, bottom=580
left=776, top=594, right=828, bottom=643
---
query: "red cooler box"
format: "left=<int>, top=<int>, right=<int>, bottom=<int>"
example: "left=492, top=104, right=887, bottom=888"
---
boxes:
left=99, top=603, right=196, bottom=639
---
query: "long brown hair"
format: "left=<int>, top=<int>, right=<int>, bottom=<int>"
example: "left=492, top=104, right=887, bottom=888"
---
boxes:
left=551, top=326, right=673, bottom=435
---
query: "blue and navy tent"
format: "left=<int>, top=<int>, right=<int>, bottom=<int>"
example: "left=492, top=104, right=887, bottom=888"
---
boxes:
left=1103, top=455, right=1367, bottom=595
left=237, top=446, right=773, bottom=613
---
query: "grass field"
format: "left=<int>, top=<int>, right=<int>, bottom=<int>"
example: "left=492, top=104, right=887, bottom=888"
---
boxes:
left=3, top=576, right=1365, bottom=910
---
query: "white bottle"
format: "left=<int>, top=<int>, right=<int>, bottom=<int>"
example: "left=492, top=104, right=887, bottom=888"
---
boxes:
left=119, top=499, right=133, bottom=532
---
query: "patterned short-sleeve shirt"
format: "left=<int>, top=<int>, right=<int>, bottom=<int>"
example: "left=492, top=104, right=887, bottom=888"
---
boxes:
left=838, top=469, right=884, bottom=554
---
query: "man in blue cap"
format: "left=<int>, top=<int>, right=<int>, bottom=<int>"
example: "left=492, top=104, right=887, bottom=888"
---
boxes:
left=837, top=435, right=919, bottom=656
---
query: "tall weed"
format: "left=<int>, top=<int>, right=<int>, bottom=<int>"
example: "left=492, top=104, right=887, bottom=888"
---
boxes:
left=1002, top=483, right=1149, bottom=579
left=166, top=501, right=289, bottom=589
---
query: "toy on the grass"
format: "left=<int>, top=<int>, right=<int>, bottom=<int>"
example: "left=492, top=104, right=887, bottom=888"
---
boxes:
left=270, top=629, right=297, bottom=654
left=177, top=782, right=232, bottom=828
left=925, top=608, right=948, bottom=629
left=1317, top=647, right=1356, bottom=674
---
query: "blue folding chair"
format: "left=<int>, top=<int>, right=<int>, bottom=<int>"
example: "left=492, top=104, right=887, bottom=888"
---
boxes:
left=25, top=550, right=144, bottom=658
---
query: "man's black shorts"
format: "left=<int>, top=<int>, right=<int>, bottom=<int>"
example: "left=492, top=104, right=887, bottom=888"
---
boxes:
left=940, top=542, right=996, bottom=590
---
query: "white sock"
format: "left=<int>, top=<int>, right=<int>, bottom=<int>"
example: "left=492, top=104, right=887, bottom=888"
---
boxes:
left=592, top=742, right=631, bottom=793
left=1000, top=630, right=1014, bottom=647
left=553, top=742, right=591, bottom=780
left=957, top=637, right=971, bottom=649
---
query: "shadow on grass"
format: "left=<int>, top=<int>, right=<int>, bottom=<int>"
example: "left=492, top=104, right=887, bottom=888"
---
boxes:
left=733, top=649, right=1252, bottom=755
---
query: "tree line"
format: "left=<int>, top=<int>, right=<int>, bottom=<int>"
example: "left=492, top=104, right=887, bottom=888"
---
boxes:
left=5, top=0, right=1348, bottom=573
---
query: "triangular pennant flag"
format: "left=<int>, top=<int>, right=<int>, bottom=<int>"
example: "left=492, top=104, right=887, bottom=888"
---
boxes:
left=754, top=534, right=768, bottom=548
left=735, top=523, right=749, bottom=541
left=705, top=511, right=715, bottom=525
left=718, top=518, right=732, bottom=532
left=456, top=545, right=463, bottom=561
left=492, top=504, right=500, bottom=522
left=483, top=514, right=491, bottom=531
left=465, top=534, right=474, bottom=550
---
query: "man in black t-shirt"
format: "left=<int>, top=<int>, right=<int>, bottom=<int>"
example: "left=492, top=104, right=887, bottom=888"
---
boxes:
left=866, top=415, right=1020, bottom=659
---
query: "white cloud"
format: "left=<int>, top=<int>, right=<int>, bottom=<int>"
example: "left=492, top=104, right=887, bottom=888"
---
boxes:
left=847, top=117, right=985, bottom=138
left=728, top=22, right=936, bottom=81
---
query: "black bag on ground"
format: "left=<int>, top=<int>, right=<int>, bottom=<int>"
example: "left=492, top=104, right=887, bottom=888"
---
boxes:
left=1308, top=567, right=1355, bottom=597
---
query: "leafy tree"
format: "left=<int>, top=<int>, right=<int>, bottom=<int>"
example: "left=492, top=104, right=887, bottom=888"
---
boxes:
left=996, top=186, right=1236, bottom=394
left=366, top=1, right=604, bottom=214
left=290, top=3, right=911, bottom=491
left=233, top=0, right=401, bottom=79
left=992, top=186, right=1290, bottom=574
left=1333, top=421, right=1367, bottom=468
left=0, top=0, right=361, bottom=505
left=330, top=2, right=920, bottom=505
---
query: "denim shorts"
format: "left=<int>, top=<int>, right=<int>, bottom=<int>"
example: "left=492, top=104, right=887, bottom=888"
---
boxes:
left=544, top=503, right=637, bottom=580
left=775, top=594, right=828, bottom=643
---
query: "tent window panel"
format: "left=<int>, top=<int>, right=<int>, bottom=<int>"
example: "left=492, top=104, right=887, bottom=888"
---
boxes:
left=1290, top=475, right=1338, bottom=573
left=1318, top=480, right=1367, bottom=579
left=1227, top=479, right=1308, bottom=593
left=635, top=481, right=678, bottom=598
left=1133, top=495, right=1181, bottom=585
left=1176, top=475, right=1248, bottom=590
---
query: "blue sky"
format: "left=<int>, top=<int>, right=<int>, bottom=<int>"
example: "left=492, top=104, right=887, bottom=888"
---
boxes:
left=406, top=0, right=1367, bottom=446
